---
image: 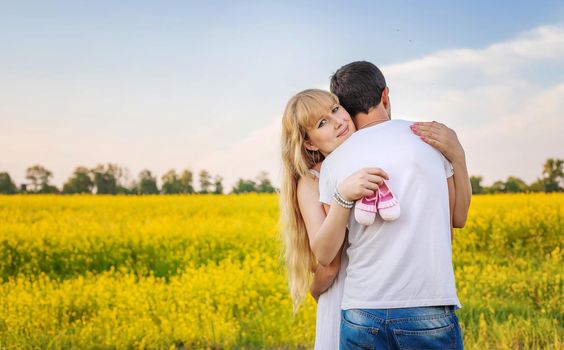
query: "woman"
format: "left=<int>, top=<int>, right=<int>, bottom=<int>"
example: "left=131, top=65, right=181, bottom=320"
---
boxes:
left=280, top=89, right=470, bottom=349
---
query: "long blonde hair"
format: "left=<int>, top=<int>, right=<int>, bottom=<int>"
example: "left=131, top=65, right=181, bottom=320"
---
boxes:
left=280, top=89, right=339, bottom=312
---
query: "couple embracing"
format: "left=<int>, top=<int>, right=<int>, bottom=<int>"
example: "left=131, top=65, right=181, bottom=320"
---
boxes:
left=280, top=61, right=471, bottom=349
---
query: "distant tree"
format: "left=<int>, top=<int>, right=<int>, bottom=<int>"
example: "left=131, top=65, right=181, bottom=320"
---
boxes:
left=62, top=167, right=93, bottom=194
left=161, top=169, right=182, bottom=194
left=180, top=169, right=194, bottom=194
left=485, top=181, right=505, bottom=194
left=199, top=170, right=212, bottom=194
left=38, top=184, right=60, bottom=194
left=213, top=175, right=224, bottom=194
left=528, top=178, right=546, bottom=193
left=92, top=164, right=118, bottom=194
left=542, top=158, right=563, bottom=192
left=256, top=171, right=276, bottom=193
left=137, top=169, right=159, bottom=194
left=0, top=172, right=17, bottom=194
left=504, top=176, right=528, bottom=193
left=231, top=178, right=257, bottom=194
left=470, top=176, right=483, bottom=195
left=115, top=167, right=134, bottom=194
left=116, top=185, right=135, bottom=195
left=25, top=165, right=53, bottom=193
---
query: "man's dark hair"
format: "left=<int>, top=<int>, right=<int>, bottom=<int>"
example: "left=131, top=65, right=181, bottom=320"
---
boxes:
left=330, top=61, right=387, bottom=118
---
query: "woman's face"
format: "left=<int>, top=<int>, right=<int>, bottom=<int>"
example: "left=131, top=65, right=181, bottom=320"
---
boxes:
left=305, top=104, right=356, bottom=156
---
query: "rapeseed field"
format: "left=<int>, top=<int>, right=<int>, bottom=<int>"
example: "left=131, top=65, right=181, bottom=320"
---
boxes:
left=0, top=194, right=562, bottom=349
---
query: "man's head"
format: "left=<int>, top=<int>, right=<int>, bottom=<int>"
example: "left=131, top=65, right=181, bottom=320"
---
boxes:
left=330, top=61, right=390, bottom=121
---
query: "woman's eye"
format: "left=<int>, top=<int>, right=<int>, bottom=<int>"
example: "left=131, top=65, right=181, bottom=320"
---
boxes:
left=331, top=106, right=339, bottom=113
left=317, top=119, right=327, bottom=128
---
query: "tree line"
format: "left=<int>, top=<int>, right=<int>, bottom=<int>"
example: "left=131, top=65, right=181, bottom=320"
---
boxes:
left=469, top=158, right=563, bottom=194
left=0, top=164, right=276, bottom=195
left=0, top=158, right=562, bottom=195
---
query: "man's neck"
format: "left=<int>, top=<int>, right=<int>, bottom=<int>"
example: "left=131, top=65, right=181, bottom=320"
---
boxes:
left=355, top=107, right=390, bottom=130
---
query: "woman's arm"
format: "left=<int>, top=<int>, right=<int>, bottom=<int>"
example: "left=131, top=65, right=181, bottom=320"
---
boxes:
left=297, top=174, right=343, bottom=298
left=411, top=121, right=471, bottom=228
left=297, top=173, right=348, bottom=259
left=305, top=168, right=388, bottom=266
left=450, top=156, right=471, bottom=228
left=447, top=176, right=456, bottom=240
left=309, top=244, right=344, bottom=302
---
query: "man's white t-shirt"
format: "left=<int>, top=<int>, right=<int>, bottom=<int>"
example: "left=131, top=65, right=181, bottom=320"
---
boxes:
left=319, top=119, right=461, bottom=310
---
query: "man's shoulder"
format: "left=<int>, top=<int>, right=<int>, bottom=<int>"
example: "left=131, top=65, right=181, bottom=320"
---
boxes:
left=319, top=157, right=332, bottom=177
left=321, top=138, right=353, bottom=166
left=388, top=118, right=413, bottom=128
left=360, top=119, right=413, bottom=134
left=349, top=119, right=413, bottom=145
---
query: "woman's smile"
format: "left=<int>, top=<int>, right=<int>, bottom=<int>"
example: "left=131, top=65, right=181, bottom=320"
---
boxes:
left=337, top=125, right=350, bottom=138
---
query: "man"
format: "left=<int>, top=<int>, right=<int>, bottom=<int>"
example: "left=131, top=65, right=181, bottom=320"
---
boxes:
left=317, top=61, right=469, bottom=349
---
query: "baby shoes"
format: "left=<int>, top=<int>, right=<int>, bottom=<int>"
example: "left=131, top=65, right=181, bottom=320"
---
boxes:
left=354, top=181, right=400, bottom=225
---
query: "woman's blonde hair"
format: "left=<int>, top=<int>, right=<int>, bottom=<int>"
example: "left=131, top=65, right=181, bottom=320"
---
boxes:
left=280, top=89, right=339, bottom=312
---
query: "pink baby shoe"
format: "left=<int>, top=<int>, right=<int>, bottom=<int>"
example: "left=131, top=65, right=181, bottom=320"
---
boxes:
left=354, top=192, right=379, bottom=225
left=377, top=181, right=400, bottom=221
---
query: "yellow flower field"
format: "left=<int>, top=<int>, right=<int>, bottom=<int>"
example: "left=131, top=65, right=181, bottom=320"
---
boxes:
left=0, top=194, right=562, bottom=349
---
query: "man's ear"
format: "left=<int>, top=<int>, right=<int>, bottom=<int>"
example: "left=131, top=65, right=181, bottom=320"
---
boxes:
left=381, top=87, right=391, bottom=116
left=304, top=140, right=319, bottom=152
left=381, top=87, right=390, bottom=108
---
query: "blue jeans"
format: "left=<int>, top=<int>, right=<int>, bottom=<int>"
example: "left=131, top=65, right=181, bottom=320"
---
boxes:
left=340, top=305, right=463, bottom=350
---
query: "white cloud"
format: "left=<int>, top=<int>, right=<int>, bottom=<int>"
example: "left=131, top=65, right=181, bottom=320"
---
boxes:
left=200, top=23, right=564, bottom=189
left=382, top=24, right=564, bottom=184
left=386, top=24, right=564, bottom=79
left=199, top=24, right=564, bottom=189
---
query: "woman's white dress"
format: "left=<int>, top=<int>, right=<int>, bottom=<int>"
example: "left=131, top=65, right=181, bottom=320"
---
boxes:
left=314, top=249, right=348, bottom=350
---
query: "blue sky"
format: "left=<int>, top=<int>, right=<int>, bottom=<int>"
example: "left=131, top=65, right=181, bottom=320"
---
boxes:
left=1, top=1, right=563, bottom=189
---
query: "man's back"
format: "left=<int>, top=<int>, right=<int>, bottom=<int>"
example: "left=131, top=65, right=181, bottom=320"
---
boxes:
left=319, top=119, right=460, bottom=310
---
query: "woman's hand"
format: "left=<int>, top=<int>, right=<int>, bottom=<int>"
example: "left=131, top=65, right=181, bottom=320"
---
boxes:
left=410, top=121, right=465, bottom=163
left=337, top=168, right=389, bottom=201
